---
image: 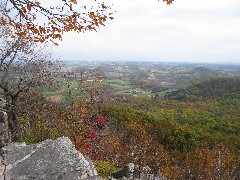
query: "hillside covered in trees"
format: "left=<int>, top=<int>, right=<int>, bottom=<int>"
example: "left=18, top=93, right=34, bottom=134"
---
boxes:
left=14, top=66, right=240, bottom=179
left=1, top=0, right=240, bottom=179
left=167, top=77, right=240, bottom=100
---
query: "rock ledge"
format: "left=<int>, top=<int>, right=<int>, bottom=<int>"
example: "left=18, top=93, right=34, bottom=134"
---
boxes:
left=0, top=137, right=101, bottom=180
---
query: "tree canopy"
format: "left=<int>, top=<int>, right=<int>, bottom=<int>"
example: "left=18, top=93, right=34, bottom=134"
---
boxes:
left=0, top=0, right=175, bottom=44
left=0, top=0, right=114, bottom=44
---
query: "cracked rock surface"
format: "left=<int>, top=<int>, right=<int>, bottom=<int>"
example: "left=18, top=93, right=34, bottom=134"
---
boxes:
left=0, top=137, right=101, bottom=180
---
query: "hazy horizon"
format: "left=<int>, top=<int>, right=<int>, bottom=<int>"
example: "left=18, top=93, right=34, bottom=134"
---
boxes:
left=53, top=0, right=240, bottom=64
left=62, top=59, right=240, bottom=66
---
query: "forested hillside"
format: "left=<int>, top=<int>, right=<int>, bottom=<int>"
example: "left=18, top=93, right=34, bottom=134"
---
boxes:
left=97, top=76, right=240, bottom=178
left=1, top=0, right=240, bottom=178
left=15, top=75, right=240, bottom=179
left=167, top=77, right=240, bottom=100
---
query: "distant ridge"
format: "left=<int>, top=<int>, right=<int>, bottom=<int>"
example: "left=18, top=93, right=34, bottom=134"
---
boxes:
left=166, top=77, right=240, bottom=101
left=191, top=66, right=220, bottom=77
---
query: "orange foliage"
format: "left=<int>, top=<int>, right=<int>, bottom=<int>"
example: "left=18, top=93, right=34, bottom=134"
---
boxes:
left=182, top=144, right=240, bottom=179
left=94, top=122, right=170, bottom=175
left=0, top=0, right=114, bottom=43
left=0, top=0, right=174, bottom=44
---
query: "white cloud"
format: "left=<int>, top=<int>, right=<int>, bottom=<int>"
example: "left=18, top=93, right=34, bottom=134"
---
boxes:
left=53, top=0, right=240, bottom=63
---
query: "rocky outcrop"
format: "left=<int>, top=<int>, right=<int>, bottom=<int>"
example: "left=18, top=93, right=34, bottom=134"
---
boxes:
left=0, top=137, right=101, bottom=180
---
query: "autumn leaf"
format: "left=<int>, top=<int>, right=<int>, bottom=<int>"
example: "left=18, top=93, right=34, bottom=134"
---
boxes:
left=17, top=31, right=27, bottom=38
left=99, top=21, right=105, bottom=26
left=71, top=0, right=77, bottom=5
left=39, top=38, right=45, bottom=43
left=1, top=17, right=7, bottom=26
left=3, top=0, right=114, bottom=44
left=35, top=2, right=41, bottom=6
left=51, top=20, right=57, bottom=25
left=27, top=5, right=31, bottom=11
left=101, top=4, right=107, bottom=9
left=163, top=0, right=174, bottom=5
left=22, top=7, right=27, bottom=13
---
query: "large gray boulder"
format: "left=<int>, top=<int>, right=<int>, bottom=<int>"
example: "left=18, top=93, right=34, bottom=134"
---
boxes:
left=0, top=137, right=101, bottom=180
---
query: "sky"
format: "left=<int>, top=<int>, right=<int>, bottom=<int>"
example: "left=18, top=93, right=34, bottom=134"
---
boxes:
left=52, top=0, right=240, bottom=64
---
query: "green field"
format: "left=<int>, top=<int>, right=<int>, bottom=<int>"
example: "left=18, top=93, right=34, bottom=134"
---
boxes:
left=111, top=84, right=132, bottom=90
